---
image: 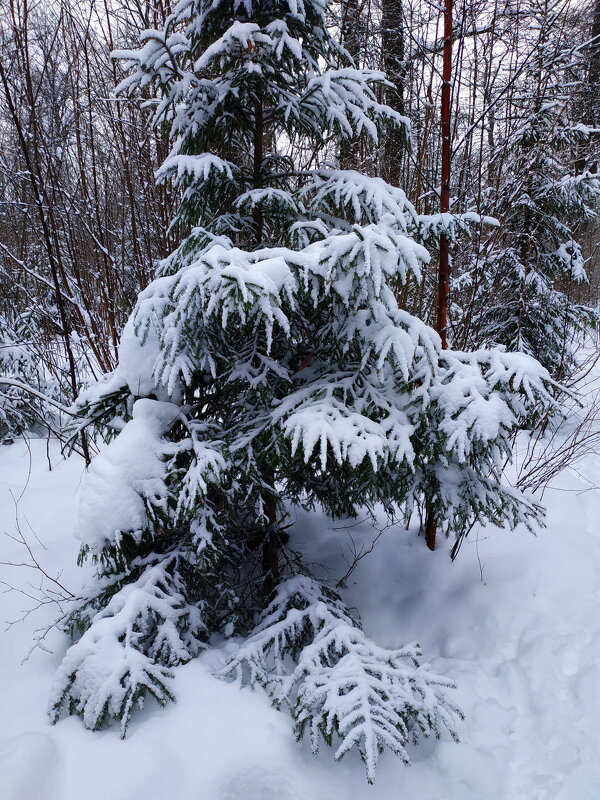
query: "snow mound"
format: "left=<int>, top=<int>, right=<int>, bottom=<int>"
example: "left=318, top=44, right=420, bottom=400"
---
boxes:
left=0, top=733, right=58, bottom=800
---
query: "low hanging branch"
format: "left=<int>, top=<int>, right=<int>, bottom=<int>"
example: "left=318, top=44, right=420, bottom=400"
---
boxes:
left=0, top=377, right=78, bottom=417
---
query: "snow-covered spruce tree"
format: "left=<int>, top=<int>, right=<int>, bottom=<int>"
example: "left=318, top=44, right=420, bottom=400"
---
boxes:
left=50, top=0, right=556, bottom=780
left=468, top=2, right=600, bottom=379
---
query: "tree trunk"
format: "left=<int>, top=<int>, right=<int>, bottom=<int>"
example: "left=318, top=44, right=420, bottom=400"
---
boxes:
left=253, top=100, right=264, bottom=245
left=437, top=0, right=452, bottom=352
left=339, top=0, right=362, bottom=170
left=262, top=495, right=280, bottom=596
left=427, top=0, right=453, bottom=551
left=380, top=0, right=405, bottom=186
left=590, top=0, right=600, bottom=133
left=577, top=0, right=600, bottom=173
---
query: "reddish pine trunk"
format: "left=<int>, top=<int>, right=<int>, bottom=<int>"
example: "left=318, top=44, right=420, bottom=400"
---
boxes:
left=427, top=0, right=452, bottom=552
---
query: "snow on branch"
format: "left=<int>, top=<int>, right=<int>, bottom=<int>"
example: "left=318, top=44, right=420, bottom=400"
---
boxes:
left=312, top=223, right=429, bottom=302
left=156, top=153, right=240, bottom=188
left=221, top=576, right=461, bottom=782
left=50, top=556, right=206, bottom=737
left=301, top=169, right=418, bottom=231
left=194, top=22, right=270, bottom=71
left=273, top=375, right=415, bottom=472
left=76, top=399, right=183, bottom=551
left=0, top=377, right=73, bottom=417
left=301, top=69, right=409, bottom=143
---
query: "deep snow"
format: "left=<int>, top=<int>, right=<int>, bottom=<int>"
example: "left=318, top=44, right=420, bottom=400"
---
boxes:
left=1, top=392, right=599, bottom=799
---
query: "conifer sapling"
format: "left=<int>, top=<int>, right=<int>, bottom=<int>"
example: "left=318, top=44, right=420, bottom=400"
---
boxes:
left=50, top=0, right=558, bottom=780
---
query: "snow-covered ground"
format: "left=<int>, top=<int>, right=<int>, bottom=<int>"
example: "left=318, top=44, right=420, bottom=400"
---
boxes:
left=1, top=379, right=599, bottom=799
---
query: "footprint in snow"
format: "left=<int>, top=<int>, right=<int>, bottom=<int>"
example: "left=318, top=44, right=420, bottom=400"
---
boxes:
left=218, top=766, right=308, bottom=800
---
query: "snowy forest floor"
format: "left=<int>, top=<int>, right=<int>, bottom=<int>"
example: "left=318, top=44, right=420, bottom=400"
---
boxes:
left=1, top=365, right=600, bottom=800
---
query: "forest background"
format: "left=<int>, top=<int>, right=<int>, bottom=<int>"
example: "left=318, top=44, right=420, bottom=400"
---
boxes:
left=1, top=0, right=599, bottom=430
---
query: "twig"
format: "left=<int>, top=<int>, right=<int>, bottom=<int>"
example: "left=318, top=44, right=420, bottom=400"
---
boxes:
left=336, top=520, right=394, bottom=587
left=0, top=492, right=76, bottom=659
